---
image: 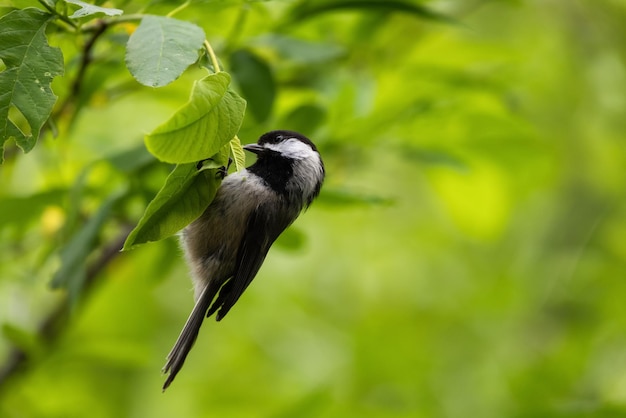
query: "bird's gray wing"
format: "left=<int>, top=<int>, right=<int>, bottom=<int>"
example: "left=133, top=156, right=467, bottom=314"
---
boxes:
left=208, top=203, right=292, bottom=321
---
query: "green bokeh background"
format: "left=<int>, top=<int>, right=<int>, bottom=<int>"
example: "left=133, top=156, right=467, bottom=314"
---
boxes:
left=2, top=1, right=626, bottom=417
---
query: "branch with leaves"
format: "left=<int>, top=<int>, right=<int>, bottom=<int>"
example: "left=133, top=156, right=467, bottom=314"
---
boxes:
left=1, top=1, right=248, bottom=249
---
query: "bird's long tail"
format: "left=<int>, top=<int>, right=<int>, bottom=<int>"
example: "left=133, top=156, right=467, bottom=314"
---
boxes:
left=162, top=282, right=218, bottom=391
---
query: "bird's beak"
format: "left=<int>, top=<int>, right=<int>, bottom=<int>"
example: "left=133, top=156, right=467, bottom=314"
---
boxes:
left=243, top=143, right=264, bottom=154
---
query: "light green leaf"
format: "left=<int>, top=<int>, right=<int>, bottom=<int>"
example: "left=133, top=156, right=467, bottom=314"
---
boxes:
left=230, top=49, right=275, bottom=123
left=123, top=163, right=220, bottom=250
left=215, top=142, right=231, bottom=168
left=64, top=0, right=123, bottom=18
left=145, top=72, right=247, bottom=163
left=0, top=8, right=64, bottom=162
left=229, top=136, right=246, bottom=172
left=125, top=15, right=205, bottom=87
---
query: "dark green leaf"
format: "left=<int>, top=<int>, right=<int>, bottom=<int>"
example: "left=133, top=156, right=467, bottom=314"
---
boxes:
left=145, top=72, right=246, bottom=163
left=123, top=163, right=220, bottom=250
left=280, top=104, right=326, bottom=134
left=251, top=35, right=344, bottom=64
left=64, top=0, right=123, bottom=18
left=0, top=8, right=64, bottom=162
left=125, top=15, right=205, bottom=87
left=106, top=145, right=156, bottom=173
left=287, top=0, right=458, bottom=25
left=230, top=49, right=275, bottom=123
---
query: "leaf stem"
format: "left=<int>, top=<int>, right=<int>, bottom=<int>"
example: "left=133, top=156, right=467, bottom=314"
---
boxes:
left=167, top=0, right=192, bottom=17
left=52, top=19, right=109, bottom=125
left=37, top=0, right=78, bottom=29
left=81, top=14, right=143, bottom=32
left=204, top=40, right=221, bottom=73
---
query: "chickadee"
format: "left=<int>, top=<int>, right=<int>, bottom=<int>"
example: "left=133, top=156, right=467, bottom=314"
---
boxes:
left=162, top=130, right=325, bottom=390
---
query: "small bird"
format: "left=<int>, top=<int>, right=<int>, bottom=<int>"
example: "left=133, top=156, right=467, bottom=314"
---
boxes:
left=162, top=130, right=325, bottom=390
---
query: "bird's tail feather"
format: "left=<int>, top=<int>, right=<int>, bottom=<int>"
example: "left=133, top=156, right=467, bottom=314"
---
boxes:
left=162, top=282, right=218, bottom=391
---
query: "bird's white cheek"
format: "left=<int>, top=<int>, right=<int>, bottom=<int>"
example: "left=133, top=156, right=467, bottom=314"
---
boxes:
left=265, top=138, right=318, bottom=160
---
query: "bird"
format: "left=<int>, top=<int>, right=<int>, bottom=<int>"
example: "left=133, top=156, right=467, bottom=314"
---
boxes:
left=162, top=130, right=325, bottom=390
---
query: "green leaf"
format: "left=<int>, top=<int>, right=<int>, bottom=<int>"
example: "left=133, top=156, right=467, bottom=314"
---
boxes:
left=216, top=142, right=231, bottom=167
left=287, top=0, right=458, bottom=25
left=125, top=15, right=205, bottom=87
left=230, top=49, right=275, bottom=123
left=64, top=0, right=123, bottom=18
left=319, top=188, right=393, bottom=206
left=145, top=72, right=247, bottom=164
left=229, top=136, right=246, bottom=172
left=280, top=104, right=326, bottom=134
left=123, top=163, right=220, bottom=250
left=0, top=8, right=64, bottom=162
left=105, top=144, right=156, bottom=173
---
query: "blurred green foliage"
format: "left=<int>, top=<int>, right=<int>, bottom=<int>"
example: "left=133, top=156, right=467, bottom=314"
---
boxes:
left=2, top=0, right=626, bottom=417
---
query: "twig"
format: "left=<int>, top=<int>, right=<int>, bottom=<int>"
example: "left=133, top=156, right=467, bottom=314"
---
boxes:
left=37, top=0, right=78, bottom=29
left=53, top=19, right=109, bottom=124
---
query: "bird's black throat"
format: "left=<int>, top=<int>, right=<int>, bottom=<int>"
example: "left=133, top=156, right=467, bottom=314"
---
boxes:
left=247, top=152, right=294, bottom=198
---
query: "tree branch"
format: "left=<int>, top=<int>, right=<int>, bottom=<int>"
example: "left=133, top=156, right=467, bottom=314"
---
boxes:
left=0, top=226, right=132, bottom=392
left=53, top=19, right=110, bottom=125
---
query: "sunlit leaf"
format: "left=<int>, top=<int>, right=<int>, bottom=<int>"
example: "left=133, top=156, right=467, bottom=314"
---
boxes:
left=229, top=136, right=246, bottom=172
left=145, top=72, right=246, bottom=163
left=126, top=15, right=205, bottom=87
left=0, top=8, right=64, bottom=162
